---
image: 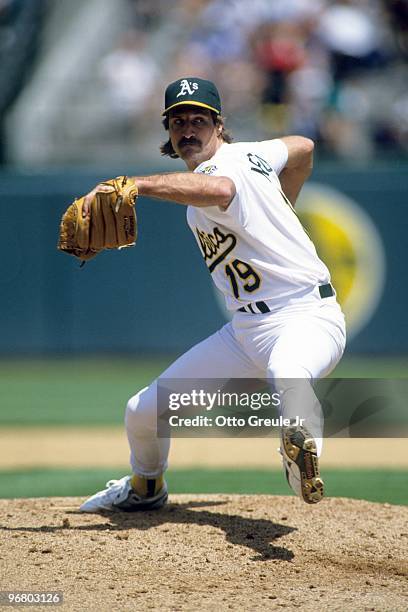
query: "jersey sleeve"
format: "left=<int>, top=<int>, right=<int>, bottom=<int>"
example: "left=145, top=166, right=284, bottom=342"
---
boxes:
left=194, top=159, right=248, bottom=225
left=256, top=139, right=288, bottom=176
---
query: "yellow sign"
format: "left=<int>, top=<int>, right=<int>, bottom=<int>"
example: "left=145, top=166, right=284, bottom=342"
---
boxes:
left=297, top=184, right=385, bottom=339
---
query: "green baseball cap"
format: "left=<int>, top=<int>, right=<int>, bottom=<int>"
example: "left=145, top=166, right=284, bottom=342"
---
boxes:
left=163, top=77, right=221, bottom=115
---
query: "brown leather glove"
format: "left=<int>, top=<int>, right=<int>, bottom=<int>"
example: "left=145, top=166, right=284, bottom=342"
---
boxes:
left=58, top=176, right=138, bottom=261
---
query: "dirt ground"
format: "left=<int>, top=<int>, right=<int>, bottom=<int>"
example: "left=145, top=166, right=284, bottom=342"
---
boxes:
left=1, top=427, right=407, bottom=469
left=1, top=431, right=407, bottom=610
left=0, top=495, right=407, bottom=612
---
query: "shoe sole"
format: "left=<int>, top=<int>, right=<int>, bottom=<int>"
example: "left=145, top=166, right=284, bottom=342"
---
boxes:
left=282, top=427, right=324, bottom=504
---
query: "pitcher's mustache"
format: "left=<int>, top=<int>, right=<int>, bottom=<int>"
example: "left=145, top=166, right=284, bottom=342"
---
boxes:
left=179, top=137, right=201, bottom=147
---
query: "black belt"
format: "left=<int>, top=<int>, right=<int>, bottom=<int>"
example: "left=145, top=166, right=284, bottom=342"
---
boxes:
left=318, top=283, right=335, bottom=299
left=237, top=283, right=334, bottom=314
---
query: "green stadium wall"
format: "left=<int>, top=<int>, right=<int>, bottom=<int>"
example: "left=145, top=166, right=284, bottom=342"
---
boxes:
left=0, top=162, right=407, bottom=355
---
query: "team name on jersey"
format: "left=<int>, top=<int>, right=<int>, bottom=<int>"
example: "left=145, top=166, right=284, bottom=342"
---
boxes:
left=196, top=226, right=237, bottom=273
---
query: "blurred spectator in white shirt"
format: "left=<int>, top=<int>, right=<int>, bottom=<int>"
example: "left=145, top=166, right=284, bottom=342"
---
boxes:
left=99, top=29, right=160, bottom=132
left=317, top=0, right=389, bottom=80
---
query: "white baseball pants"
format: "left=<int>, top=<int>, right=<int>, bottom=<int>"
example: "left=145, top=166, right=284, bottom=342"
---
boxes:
left=125, top=296, right=346, bottom=477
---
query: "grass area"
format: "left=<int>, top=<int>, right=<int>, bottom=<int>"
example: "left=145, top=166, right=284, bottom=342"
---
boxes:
left=0, top=357, right=171, bottom=425
left=0, top=356, right=407, bottom=426
left=334, top=355, right=408, bottom=378
left=0, top=467, right=406, bottom=506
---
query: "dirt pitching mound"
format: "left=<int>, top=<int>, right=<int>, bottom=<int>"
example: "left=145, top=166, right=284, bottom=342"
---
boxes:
left=1, top=495, right=407, bottom=611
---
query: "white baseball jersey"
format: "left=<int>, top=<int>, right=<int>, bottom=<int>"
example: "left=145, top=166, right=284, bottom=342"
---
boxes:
left=124, top=148, right=346, bottom=489
left=187, top=140, right=331, bottom=311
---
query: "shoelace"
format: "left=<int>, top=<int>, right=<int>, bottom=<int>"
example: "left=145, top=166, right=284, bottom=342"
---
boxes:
left=106, top=480, right=119, bottom=488
left=106, top=478, right=127, bottom=488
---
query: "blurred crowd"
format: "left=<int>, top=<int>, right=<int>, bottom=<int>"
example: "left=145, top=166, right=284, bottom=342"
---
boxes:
left=0, top=0, right=46, bottom=161
left=100, top=0, right=408, bottom=160
left=1, top=0, right=407, bottom=163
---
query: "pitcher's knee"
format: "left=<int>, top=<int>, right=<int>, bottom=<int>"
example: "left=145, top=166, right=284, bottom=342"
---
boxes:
left=125, top=385, right=157, bottom=433
left=267, top=362, right=312, bottom=380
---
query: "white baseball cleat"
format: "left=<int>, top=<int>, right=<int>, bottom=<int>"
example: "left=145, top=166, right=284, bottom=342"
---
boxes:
left=280, top=424, right=324, bottom=504
left=80, top=476, right=168, bottom=513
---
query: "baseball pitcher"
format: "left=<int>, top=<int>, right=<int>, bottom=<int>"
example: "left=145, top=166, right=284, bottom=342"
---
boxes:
left=67, top=77, right=345, bottom=512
